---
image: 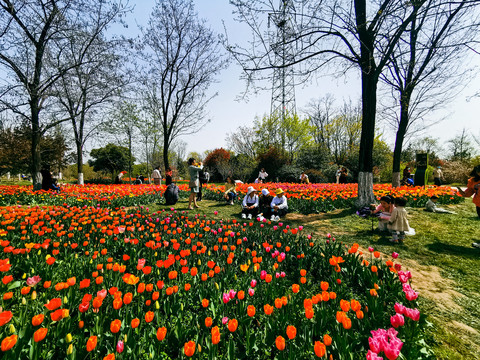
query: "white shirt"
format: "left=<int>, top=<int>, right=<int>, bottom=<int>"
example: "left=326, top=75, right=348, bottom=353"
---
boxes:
left=271, top=195, right=288, bottom=209
left=242, top=194, right=259, bottom=208
left=259, top=171, right=268, bottom=179
left=151, top=169, right=161, bottom=179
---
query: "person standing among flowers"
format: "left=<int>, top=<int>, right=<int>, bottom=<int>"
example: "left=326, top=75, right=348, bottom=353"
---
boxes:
left=151, top=166, right=161, bottom=185
left=433, top=166, right=444, bottom=186
left=258, top=168, right=268, bottom=182
left=457, top=165, right=480, bottom=248
left=187, top=158, right=203, bottom=210
left=388, top=197, right=410, bottom=243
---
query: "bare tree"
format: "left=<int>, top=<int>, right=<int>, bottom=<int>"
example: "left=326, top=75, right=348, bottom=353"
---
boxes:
left=53, top=32, right=130, bottom=184
left=225, top=125, right=257, bottom=159
left=140, top=0, right=228, bottom=170
left=449, top=128, right=475, bottom=162
left=228, top=0, right=426, bottom=205
left=0, top=0, right=130, bottom=186
left=379, top=0, right=480, bottom=187
left=304, top=94, right=336, bottom=148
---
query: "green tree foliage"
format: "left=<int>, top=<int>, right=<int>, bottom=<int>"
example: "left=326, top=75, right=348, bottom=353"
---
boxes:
left=0, top=125, right=68, bottom=176
left=256, top=146, right=289, bottom=181
left=88, top=144, right=134, bottom=179
left=253, top=112, right=313, bottom=161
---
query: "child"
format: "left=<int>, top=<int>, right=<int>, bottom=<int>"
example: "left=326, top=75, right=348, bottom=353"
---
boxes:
left=270, top=188, right=288, bottom=221
left=388, top=197, right=410, bottom=243
left=241, top=187, right=259, bottom=220
left=164, top=183, right=179, bottom=206
left=425, top=195, right=455, bottom=214
left=371, top=195, right=394, bottom=232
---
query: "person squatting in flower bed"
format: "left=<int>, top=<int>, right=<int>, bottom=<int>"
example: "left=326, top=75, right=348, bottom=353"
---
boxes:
left=241, top=187, right=288, bottom=222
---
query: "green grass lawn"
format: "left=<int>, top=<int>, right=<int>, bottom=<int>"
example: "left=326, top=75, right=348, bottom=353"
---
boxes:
left=151, top=197, right=480, bottom=359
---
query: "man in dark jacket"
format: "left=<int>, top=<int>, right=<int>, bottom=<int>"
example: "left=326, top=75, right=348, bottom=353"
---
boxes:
left=164, top=183, right=179, bottom=205
left=258, top=188, right=273, bottom=220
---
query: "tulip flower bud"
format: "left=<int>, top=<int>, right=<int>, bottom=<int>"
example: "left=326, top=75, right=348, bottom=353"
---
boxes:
left=22, top=273, right=26, bottom=279
left=198, top=259, right=201, bottom=265
left=181, top=303, right=184, bottom=311
left=67, top=344, right=73, bottom=355
left=248, top=259, right=251, bottom=265
left=215, top=282, right=219, bottom=290
left=38, top=250, right=42, bottom=255
left=198, top=344, right=202, bottom=353
left=46, top=255, right=51, bottom=260
left=124, top=335, right=127, bottom=343
left=31, top=291, right=37, bottom=300
left=234, top=275, right=237, bottom=280
left=9, top=324, right=15, bottom=334
left=208, top=251, right=211, bottom=256
left=89, top=259, right=93, bottom=264
left=66, top=334, right=72, bottom=343
left=22, top=297, right=26, bottom=305
left=75, top=254, right=78, bottom=259
left=155, top=301, right=160, bottom=310
left=154, top=252, right=157, bottom=256
left=64, top=296, right=68, bottom=304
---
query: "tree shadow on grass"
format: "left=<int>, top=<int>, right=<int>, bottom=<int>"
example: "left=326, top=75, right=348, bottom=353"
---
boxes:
left=426, top=241, right=480, bottom=259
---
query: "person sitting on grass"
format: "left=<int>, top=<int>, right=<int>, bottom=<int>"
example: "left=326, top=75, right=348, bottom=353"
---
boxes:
left=270, top=188, right=288, bottom=222
left=164, top=182, right=179, bottom=206
left=425, top=195, right=456, bottom=214
left=223, top=176, right=237, bottom=205
left=258, top=188, right=273, bottom=221
left=241, top=186, right=259, bottom=220
left=371, top=195, right=394, bottom=232
left=388, top=197, right=410, bottom=244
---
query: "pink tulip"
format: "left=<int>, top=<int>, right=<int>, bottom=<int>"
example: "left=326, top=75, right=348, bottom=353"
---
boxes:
left=248, top=288, right=255, bottom=296
left=222, top=293, right=230, bottom=304
left=97, top=289, right=107, bottom=299
left=280, top=271, right=285, bottom=278
left=26, top=275, right=42, bottom=286
left=214, top=211, right=218, bottom=215
left=228, top=289, right=237, bottom=299
left=405, top=308, right=420, bottom=321
left=260, top=270, right=267, bottom=280
left=298, top=226, right=303, bottom=231
left=391, top=252, right=399, bottom=259
left=273, top=226, right=278, bottom=231
left=116, top=340, right=124, bottom=353
left=222, top=317, right=229, bottom=325
left=383, top=344, right=401, bottom=360
left=368, top=246, right=374, bottom=252
left=250, top=279, right=257, bottom=288
left=366, top=350, right=383, bottom=360
left=275, top=272, right=280, bottom=278
left=390, top=314, right=405, bottom=328
left=393, top=303, right=406, bottom=315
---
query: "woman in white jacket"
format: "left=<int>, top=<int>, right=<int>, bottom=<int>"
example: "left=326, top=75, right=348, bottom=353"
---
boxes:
left=241, top=187, right=259, bottom=220
left=270, top=188, right=288, bottom=221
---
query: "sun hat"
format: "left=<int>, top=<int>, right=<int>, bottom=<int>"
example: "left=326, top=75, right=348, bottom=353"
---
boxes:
left=246, top=186, right=257, bottom=195
left=261, top=188, right=269, bottom=196
left=275, top=188, right=284, bottom=195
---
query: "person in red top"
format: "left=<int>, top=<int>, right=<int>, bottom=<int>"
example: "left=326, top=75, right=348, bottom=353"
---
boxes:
left=457, top=165, right=480, bottom=248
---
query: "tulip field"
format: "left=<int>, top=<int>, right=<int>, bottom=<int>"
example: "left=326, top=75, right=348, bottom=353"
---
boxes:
left=0, top=184, right=440, bottom=359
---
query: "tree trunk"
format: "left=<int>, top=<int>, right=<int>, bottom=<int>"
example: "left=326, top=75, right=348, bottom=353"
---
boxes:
left=356, top=71, right=377, bottom=207
left=163, top=132, right=170, bottom=171
left=392, top=91, right=411, bottom=187
left=76, top=141, right=84, bottom=185
left=392, top=172, right=401, bottom=188
left=128, top=129, right=132, bottom=184
left=31, top=105, right=42, bottom=187
left=357, top=171, right=374, bottom=207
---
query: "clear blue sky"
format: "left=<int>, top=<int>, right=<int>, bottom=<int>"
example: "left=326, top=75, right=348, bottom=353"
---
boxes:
left=128, top=0, right=480, bottom=157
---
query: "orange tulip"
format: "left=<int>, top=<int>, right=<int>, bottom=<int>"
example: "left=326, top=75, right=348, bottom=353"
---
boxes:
left=292, top=284, right=300, bottom=293
left=264, top=304, right=274, bottom=315
left=1, top=334, right=17, bottom=352
left=0, top=311, right=13, bottom=326
left=103, top=354, right=115, bottom=360
left=184, top=340, right=196, bottom=357
left=145, top=311, right=154, bottom=323
left=247, top=305, right=255, bottom=317
left=314, top=341, right=326, bottom=357
left=340, top=299, right=350, bottom=312
left=33, top=328, right=48, bottom=342
left=156, top=327, right=167, bottom=341
left=110, top=319, right=121, bottom=333
left=32, top=314, right=45, bottom=327
left=44, top=298, right=62, bottom=311
left=323, top=334, right=332, bottom=346
left=211, top=326, right=220, bottom=345
left=275, top=336, right=286, bottom=351
left=86, top=336, right=97, bottom=352
left=131, top=318, right=140, bottom=328
left=202, top=299, right=209, bottom=308
left=286, top=325, right=297, bottom=340
left=228, top=319, right=238, bottom=332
